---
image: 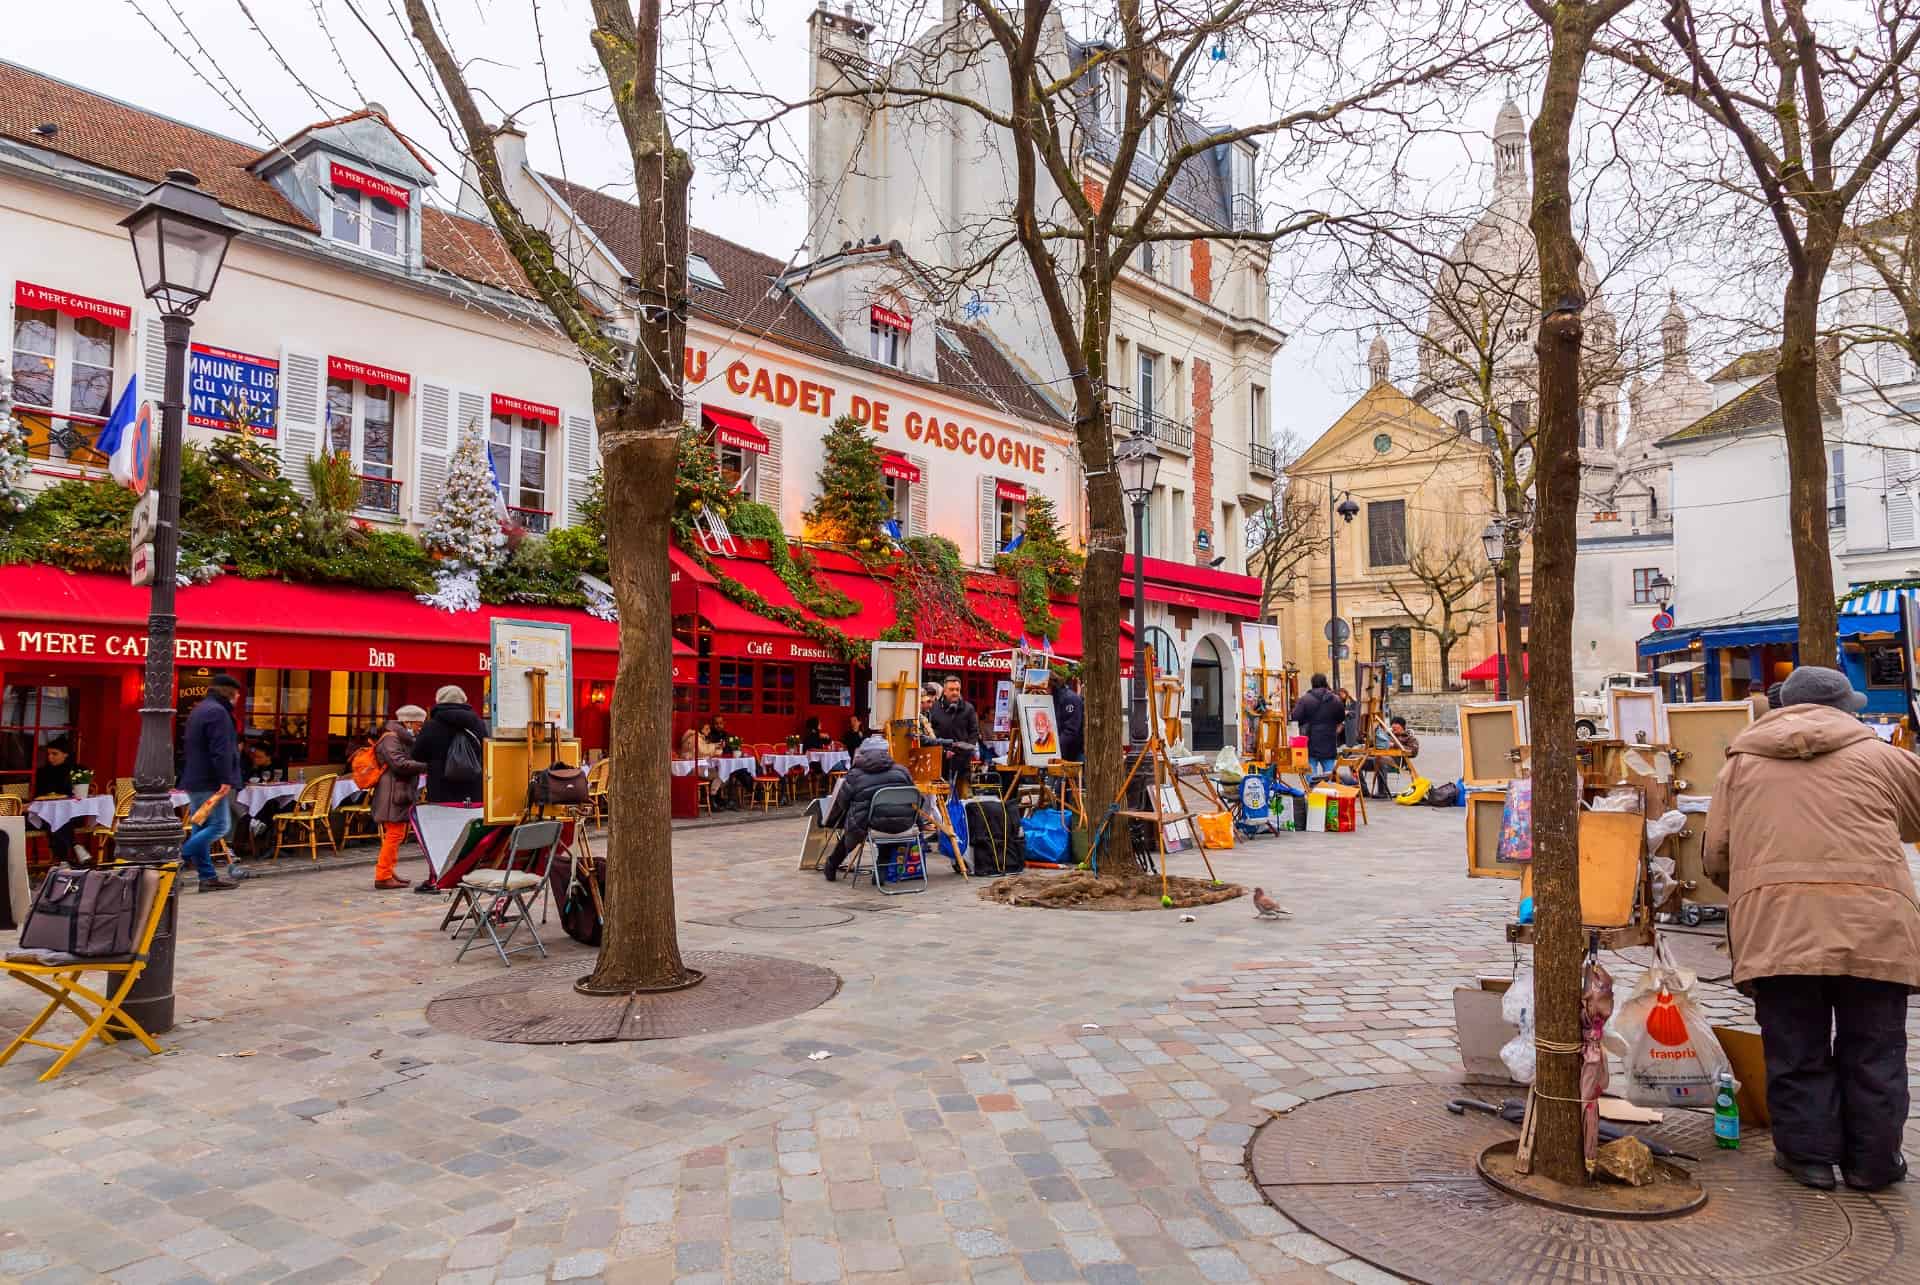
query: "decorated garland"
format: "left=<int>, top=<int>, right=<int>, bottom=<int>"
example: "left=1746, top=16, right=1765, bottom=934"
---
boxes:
left=993, top=492, right=1081, bottom=643
left=884, top=535, right=1012, bottom=650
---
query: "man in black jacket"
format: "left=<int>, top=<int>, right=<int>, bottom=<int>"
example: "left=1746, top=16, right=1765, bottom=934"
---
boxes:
left=822, top=738, right=919, bottom=881
left=928, top=675, right=981, bottom=787
left=180, top=674, right=243, bottom=892
left=411, top=684, right=489, bottom=804
left=1049, top=676, right=1085, bottom=762
left=1291, top=673, right=1346, bottom=780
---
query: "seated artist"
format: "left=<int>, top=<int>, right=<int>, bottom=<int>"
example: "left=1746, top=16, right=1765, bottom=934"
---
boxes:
left=821, top=737, right=918, bottom=882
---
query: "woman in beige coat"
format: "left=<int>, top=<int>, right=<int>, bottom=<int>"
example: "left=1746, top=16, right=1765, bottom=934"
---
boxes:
left=1705, top=666, right=1920, bottom=1192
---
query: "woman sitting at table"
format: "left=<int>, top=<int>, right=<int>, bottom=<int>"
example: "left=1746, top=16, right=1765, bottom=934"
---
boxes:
left=242, top=739, right=296, bottom=842
left=31, top=737, right=91, bottom=865
left=800, top=716, right=831, bottom=753
left=678, top=720, right=723, bottom=759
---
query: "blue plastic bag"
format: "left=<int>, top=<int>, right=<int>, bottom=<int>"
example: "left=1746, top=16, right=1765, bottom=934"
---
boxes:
left=1023, top=808, right=1071, bottom=865
left=937, top=798, right=969, bottom=861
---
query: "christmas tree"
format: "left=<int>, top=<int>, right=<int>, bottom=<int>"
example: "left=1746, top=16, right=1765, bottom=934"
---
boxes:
left=0, top=378, right=30, bottom=516
left=803, top=414, right=892, bottom=547
left=419, top=427, right=506, bottom=611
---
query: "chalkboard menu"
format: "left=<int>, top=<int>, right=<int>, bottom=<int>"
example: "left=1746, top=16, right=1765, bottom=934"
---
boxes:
left=810, top=664, right=851, bottom=707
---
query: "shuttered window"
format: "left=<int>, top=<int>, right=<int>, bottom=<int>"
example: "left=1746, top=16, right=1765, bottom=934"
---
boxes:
left=1367, top=499, right=1406, bottom=567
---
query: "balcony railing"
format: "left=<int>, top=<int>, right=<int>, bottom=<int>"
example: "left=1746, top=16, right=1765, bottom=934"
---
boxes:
left=16, top=408, right=109, bottom=470
left=1249, top=442, right=1278, bottom=476
left=1108, top=404, right=1193, bottom=454
left=354, top=473, right=403, bottom=518
left=510, top=505, right=553, bottom=534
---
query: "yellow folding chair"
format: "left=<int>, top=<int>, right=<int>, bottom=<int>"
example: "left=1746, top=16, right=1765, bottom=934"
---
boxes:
left=0, top=862, right=176, bottom=1082
left=271, top=774, right=340, bottom=862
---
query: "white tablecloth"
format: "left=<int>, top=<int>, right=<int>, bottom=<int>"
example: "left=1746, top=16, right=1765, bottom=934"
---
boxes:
left=236, top=782, right=302, bottom=816
left=704, top=756, right=759, bottom=779
left=762, top=753, right=813, bottom=775
left=670, top=760, right=699, bottom=777
left=810, top=750, right=850, bottom=772
left=26, top=796, right=115, bottom=831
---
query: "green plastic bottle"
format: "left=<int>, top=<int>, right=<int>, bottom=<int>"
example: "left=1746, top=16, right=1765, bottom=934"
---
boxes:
left=1713, top=1071, right=1740, bottom=1149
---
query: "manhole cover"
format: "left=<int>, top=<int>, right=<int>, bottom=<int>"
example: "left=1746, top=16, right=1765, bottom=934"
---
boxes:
left=425, top=951, right=840, bottom=1045
left=728, top=906, right=857, bottom=930
left=1247, top=1086, right=1914, bottom=1283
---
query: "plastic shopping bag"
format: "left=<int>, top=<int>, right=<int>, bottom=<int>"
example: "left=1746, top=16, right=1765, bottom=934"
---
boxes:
left=1606, top=936, right=1732, bottom=1107
left=1496, top=779, right=1534, bottom=864
left=1022, top=808, right=1070, bottom=865
left=1213, top=746, right=1246, bottom=782
left=1499, top=965, right=1536, bottom=1084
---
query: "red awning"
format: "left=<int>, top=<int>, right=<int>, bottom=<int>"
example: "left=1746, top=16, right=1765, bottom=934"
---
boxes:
left=0, top=565, right=622, bottom=679
left=995, top=479, right=1027, bottom=502
left=15, top=280, right=131, bottom=330
left=1119, top=554, right=1263, bottom=619
left=328, top=355, right=412, bottom=395
left=491, top=393, right=559, bottom=425
left=881, top=452, right=921, bottom=484
left=704, top=406, right=768, bottom=455
left=672, top=637, right=695, bottom=684
left=1460, top=652, right=1528, bottom=682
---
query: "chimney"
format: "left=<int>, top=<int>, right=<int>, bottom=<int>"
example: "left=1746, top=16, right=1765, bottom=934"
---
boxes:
left=457, top=120, right=527, bottom=221
left=807, top=7, right=875, bottom=261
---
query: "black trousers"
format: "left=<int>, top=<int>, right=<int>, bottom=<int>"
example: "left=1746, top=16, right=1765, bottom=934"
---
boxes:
left=823, top=827, right=866, bottom=878
left=1751, top=973, right=1910, bottom=1182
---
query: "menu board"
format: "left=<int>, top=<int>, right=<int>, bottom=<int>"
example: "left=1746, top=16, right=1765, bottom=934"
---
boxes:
left=810, top=664, right=852, bottom=707
left=489, top=617, right=573, bottom=733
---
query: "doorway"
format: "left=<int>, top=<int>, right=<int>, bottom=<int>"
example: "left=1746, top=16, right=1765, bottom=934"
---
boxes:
left=1190, top=637, right=1225, bottom=751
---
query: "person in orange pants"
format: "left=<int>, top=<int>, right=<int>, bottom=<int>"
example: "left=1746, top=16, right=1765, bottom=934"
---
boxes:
left=370, top=706, right=428, bottom=889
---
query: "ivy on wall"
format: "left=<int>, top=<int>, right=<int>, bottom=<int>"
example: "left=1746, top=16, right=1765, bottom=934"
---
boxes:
left=993, top=493, right=1082, bottom=643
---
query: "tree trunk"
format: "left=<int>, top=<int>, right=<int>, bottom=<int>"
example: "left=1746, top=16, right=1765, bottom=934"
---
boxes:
left=1079, top=411, right=1128, bottom=838
left=1438, top=639, right=1452, bottom=690
left=584, top=413, right=690, bottom=993
left=1524, top=5, right=1609, bottom=1186
left=1779, top=263, right=1836, bottom=667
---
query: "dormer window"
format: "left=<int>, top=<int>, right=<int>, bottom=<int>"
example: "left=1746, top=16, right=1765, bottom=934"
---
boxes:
left=869, top=304, right=910, bottom=369
left=328, top=162, right=409, bottom=259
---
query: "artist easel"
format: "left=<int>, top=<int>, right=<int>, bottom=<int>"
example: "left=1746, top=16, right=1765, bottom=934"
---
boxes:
left=1246, top=642, right=1294, bottom=771
left=1099, top=647, right=1220, bottom=901
left=997, top=649, right=1085, bottom=825
left=905, top=744, right=966, bottom=876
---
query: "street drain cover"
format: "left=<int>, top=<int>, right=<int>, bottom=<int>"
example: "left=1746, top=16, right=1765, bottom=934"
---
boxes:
left=729, top=906, right=857, bottom=930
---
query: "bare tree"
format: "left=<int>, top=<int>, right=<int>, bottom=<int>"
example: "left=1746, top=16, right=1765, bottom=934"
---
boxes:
left=401, top=0, right=693, bottom=993
left=1380, top=523, right=1491, bottom=688
left=1838, top=157, right=1920, bottom=425
left=1601, top=0, right=1920, bottom=666
left=1244, top=483, right=1329, bottom=618
left=1523, top=0, right=1636, bottom=1189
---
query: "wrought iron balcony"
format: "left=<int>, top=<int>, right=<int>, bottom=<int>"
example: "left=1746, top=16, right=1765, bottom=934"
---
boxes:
left=1249, top=442, right=1278, bottom=476
left=510, top=505, right=553, bottom=534
left=1108, top=403, right=1192, bottom=453
left=354, top=473, right=403, bottom=517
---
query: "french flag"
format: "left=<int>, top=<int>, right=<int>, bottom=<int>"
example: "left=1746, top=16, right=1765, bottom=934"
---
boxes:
left=94, top=375, right=150, bottom=494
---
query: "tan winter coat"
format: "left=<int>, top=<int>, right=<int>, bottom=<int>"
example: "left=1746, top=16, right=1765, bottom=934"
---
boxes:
left=1704, top=704, right=1920, bottom=990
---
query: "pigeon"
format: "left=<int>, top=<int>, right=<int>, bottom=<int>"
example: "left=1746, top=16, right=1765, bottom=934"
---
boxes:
left=1252, top=887, right=1290, bottom=920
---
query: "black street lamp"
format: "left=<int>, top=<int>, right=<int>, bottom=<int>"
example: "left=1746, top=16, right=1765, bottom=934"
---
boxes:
left=114, top=169, right=240, bottom=1035
left=1649, top=571, right=1675, bottom=612
left=1118, top=432, right=1162, bottom=747
left=1481, top=518, right=1507, bottom=700
left=1327, top=480, right=1359, bottom=690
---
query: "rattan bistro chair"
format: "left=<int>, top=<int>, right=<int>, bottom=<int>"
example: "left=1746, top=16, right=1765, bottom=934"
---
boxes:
left=586, top=759, right=611, bottom=828
left=271, top=774, right=340, bottom=862
left=0, top=796, right=21, bottom=817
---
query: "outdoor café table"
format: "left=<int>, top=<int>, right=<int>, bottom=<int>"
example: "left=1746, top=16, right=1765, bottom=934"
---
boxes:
left=24, top=796, right=115, bottom=831
left=669, top=759, right=700, bottom=777
left=234, top=778, right=357, bottom=817
left=703, top=755, right=759, bottom=779
left=808, top=749, right=851, bottom=773
left=762, top=752, right=813, bottom=776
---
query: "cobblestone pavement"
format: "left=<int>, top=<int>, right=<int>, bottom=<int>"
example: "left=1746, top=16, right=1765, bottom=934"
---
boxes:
left=1, top=738, right=1912, bottom=1284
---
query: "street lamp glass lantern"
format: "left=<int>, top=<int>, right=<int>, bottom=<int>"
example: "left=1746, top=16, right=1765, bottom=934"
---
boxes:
left=1117, top=433, right=1162, bottom=503
left=1336, top=493, right=1360, bottom=524
left=1481, top=519, right=1504, bottom=566
left=120, top=169, right=240, bottom=316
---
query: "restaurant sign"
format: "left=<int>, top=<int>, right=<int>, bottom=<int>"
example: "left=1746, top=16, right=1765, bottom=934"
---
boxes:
left=189, top=344, right=280, bottom=437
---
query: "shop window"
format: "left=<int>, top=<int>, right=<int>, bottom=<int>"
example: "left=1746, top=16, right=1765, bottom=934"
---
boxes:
left=10, top=305, right=117, bottom=467
left=1, top=684, right=74, bottom=788
left=997, top=494, right=1026, bottom=549
left=1367, top=499, right=1407, bottom=567
left=329, top=186, right=405, bottom=258
left=715, top=662, right=756, bottom=715
left=717, top=439, right=758, bottom=497
left=246, top=669, right=313, bottom=763
left=1632, top=568, right=1662, bottom=605
left=761, top=664, right=797, bottom=716
left=326, top=378, right=400, bottom=516
left=674, top=678, right=696, bottom=713
left=889, top=475, right=912, bottom=525
left=489, top=412, right=551, bottom=532
left=325, top=672, right=390, bottom=753
left=1865, top=642, right=1906, bottom=690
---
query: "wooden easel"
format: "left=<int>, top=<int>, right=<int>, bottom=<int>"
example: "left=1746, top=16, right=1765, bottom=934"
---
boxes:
left=996, top=650, right=1084, bottom=825
left=1103, top=646, right=1220, bottom=901
left=878, top=667, right=919, bottom=765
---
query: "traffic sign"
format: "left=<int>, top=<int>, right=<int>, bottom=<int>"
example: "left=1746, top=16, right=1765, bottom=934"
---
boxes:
left=1323, top=618, right=1351, bottom=642
left=1329, top=644, right=1350, bottom=660
left=1650, top=610, right=1674, bottom=631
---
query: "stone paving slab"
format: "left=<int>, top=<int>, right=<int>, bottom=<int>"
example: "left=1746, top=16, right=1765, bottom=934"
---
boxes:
left=2, top=736, right=1909, bottom=1283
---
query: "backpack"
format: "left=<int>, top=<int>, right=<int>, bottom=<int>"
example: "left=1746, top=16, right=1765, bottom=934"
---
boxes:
left=966, top=798, right=1024, bottom=875
left=20, top=865, right=144, bottom=957
left=444, top=727, right=483, bottom=786
left=1425, top=780, right=1460, bottom=808
left=532, top=761, right=591, bottom=806
left=350, top=745, right=384, bottom=791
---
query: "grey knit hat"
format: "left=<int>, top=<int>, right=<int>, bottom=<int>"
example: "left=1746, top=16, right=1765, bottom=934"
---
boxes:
left=1778, top=666, right=1866, bottom=713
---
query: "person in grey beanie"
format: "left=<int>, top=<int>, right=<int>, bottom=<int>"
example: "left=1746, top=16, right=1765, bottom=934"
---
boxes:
left=1705, top=665, right=1919, bottom=1193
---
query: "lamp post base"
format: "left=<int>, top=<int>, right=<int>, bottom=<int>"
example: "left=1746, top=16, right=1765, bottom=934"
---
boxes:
left=112, top=798, right=187, bottom=1034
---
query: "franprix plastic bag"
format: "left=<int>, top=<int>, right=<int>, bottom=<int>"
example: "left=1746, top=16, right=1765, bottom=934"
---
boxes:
left=1213, top=746, right=1246, bottom=782
left=1499, top=964, right=1537, bottom=1084
left=1606, top=936, right=1732, bottom=1107
left=1496, top=779, right=1534, bottom=865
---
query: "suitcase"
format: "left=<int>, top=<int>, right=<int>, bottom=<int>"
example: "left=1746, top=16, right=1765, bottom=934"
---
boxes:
left=965, top=798, right=1024, bottom=875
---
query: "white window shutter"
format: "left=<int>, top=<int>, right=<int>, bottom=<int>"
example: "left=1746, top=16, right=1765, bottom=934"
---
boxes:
left=979, top=475, right=998, bottom=565
left=1890, top=492, right=1917, bottom=549
left=756, top=417, right=782, bottom=513
left=412, top=379, right=457, bottom=522
left=909, top=454, right=930, bottom=536
left=140, top=314, right=169, bottom=407
left=561, top=407, right=596, bottom=527
left=277, top=345, right=325, bottom=496
left=1875, top=291, right=1910, bottom=386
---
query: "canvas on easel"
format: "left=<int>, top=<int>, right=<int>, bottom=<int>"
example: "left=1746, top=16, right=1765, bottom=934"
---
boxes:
left=1460, top=701, right=1526, bottom=786
left=1608, top=685, right=1668, bottom=747
left=1664, top=701, right=1753, bottom=794
left=869, top=640, right=924, bottom=760
left=1016, top=692, right=1061, bottom=765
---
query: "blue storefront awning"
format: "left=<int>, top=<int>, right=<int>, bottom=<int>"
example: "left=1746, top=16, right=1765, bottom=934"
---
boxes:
left=1638, top=630, right=1699, bottom=658
left=1840, top=588, right=1917, bottom=616
left=1700, top=621, right=1801, bottom=649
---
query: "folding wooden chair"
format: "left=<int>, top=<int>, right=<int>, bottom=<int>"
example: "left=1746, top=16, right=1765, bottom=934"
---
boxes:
left=0, top=863, right=176, bottom=1082
left=270, top=774, right=340, bottom=861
